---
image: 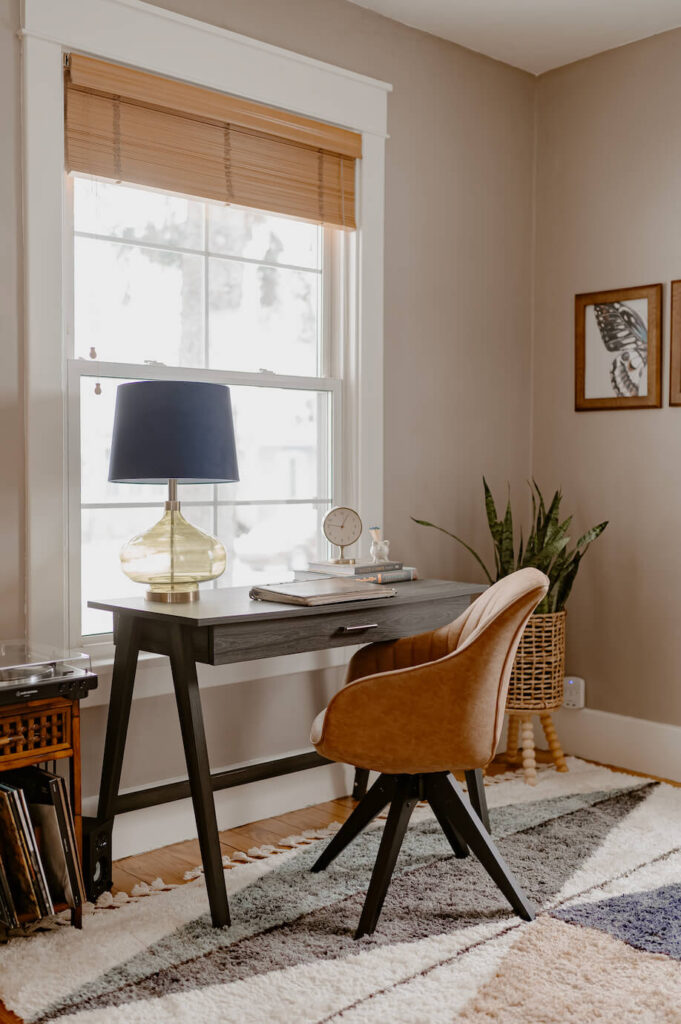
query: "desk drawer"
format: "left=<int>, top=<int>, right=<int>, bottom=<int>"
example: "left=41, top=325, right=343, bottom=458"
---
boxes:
left=209, top=595, right=470, bottom=665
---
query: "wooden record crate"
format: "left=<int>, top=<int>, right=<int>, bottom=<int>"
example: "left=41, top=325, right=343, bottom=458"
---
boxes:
left=0, top=695, right=83, bottom=928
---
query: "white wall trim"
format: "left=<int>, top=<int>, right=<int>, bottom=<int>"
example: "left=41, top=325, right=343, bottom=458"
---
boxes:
left=82, top=760, right=354, bottom=860
left=21, top=0, right=391, bottom=136
left=554, top=707, right=681, bottom=783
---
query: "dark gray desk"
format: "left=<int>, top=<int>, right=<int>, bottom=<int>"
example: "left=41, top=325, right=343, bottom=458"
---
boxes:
left=85, top=579, right=486, bottom=926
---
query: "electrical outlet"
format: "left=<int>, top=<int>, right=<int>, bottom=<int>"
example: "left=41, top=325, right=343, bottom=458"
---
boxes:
left=563, top=675, right=585, bottom=709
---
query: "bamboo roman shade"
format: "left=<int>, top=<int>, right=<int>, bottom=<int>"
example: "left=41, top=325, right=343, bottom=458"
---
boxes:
left=64, top=55, right=361, bottom=229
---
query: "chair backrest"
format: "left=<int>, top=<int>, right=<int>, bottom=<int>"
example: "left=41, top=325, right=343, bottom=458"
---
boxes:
left=434, top=567, right=549, bottom=768
left=317, top=568, right=549, bottom=775
left=456, top=568, right=547, bottom=649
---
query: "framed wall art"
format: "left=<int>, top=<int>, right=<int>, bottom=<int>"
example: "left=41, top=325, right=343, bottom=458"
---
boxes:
left=669, top=280, right=681, bottom=406
left=575, top=283, right=662, bottom=410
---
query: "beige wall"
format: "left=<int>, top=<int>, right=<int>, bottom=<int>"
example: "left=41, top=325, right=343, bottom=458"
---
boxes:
left=0, top=0, right=23, bottom=639
left=0, top=0, right=536, bottom=799
left=533, top=28, right=681, bottom=726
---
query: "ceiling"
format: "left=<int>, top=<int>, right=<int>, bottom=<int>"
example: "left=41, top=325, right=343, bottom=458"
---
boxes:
left=346, top=0, right=681, bottom=74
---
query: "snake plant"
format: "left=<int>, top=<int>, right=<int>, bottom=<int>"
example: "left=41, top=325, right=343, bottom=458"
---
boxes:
left=413, top=479, right=607, bottom=614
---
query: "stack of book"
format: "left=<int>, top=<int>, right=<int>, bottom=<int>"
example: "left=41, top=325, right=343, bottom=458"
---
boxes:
left=0, top=766, right=85, bottom=928
left=297, top=559, right=418, bottom=585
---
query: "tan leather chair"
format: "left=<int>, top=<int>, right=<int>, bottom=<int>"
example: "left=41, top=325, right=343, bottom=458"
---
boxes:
left=310, top=567, right=549, bottom=938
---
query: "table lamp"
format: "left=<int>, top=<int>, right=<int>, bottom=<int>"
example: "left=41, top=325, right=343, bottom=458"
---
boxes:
left=108, top=380, right=239, bottom=603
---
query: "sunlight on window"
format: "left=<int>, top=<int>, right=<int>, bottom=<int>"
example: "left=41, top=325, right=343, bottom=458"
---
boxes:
left=73, top=176, right=333, bottom=636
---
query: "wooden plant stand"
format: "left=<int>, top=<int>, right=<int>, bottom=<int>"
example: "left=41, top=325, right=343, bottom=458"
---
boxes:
left=504, top=712, right=567, bottom=785
left=0, top=695, right=86, bottom=929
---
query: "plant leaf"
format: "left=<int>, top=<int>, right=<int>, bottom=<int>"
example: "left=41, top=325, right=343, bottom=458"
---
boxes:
left=482, top=478, right=503, bottom=576
left=410, top=517, right=494, bottom=583
left=574, top=521, right=608, bottom=550
left=500, top=493, right=515, bottom=575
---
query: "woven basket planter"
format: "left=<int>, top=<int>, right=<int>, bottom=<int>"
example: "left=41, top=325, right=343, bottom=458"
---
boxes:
left=507, top=611, right=566, bottom=712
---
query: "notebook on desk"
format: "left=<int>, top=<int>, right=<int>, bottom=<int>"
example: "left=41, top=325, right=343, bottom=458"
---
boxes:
left=249, top=578, right=397, bottom=606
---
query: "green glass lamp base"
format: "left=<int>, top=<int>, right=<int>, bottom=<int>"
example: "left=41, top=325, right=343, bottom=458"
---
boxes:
left=120, top=493, right=226, bottom=603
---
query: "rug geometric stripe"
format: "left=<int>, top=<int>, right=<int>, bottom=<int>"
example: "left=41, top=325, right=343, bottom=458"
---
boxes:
left=38, top=785, right=653, bottom=1021
left=549, top=781, right=681, bottom=907
left=457, top=915, right=681, bottom=1024
left=553, top=882, right=681, bottom=959
left=3, top=763, right=680, bottom=1024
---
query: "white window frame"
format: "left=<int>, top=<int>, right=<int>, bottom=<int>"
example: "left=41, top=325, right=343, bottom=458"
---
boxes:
left=66, top=179, right=344, bottom=649
left=22, top=0, right=389, bottom=680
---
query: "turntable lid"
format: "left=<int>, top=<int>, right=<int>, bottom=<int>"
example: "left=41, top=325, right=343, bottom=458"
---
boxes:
left=0, top=641, right=91, bottom=680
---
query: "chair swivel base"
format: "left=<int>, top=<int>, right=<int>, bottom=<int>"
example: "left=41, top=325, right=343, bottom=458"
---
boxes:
left=311, top=771, right=535, bottom=939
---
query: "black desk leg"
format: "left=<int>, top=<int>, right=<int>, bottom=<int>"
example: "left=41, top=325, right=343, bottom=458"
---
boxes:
left=84, top=615, right=141, bottom=900
left=168, top=624, right=230, bottom=928
left=464, top=769, right=491, bottom=832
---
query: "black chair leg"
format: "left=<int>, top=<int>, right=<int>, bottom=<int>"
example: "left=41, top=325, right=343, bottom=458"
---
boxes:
left=427, top=785, right=469, bottom=859
left=465, top=768, right=491, bottom=832
left=426, top=772, right=534, bottom=921
left=352, top=767, right=370, bottom=800
left=311, top=774, right=397, bottom=873
left=356, top=775, right=419, bottom=939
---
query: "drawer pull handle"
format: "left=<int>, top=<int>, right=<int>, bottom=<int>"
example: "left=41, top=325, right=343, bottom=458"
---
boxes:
left=340, top=623, right=378, bottom=633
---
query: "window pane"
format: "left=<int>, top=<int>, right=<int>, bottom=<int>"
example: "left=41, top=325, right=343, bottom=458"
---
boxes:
left=216, top=503, right=325, bottom=588
left=73, top=176, right=205, bottom=250
left=218, top=386, right=331, bottom=502
left=209, top=205, right=320, bottom=269
left=208, top=259, right=320, bottom=375
left=82, top=505, right=214, bottom=636
left=74, top=237, right=205, bottom=365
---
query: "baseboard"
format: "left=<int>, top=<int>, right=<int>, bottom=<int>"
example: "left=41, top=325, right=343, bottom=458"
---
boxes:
left=552, top=707, right=681, bottom=783
left=82, top=761, right=354, bottom=861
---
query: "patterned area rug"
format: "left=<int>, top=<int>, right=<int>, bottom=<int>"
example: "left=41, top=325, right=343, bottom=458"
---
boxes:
left=2, top=758, right=681, bottom=1023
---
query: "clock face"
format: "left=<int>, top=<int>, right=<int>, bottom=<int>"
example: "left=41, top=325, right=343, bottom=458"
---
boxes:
left=323, top=506, right=362, bottom=549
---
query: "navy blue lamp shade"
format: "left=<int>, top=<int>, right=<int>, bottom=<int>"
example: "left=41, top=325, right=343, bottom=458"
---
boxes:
left=109, top=380, right=239, bottom=484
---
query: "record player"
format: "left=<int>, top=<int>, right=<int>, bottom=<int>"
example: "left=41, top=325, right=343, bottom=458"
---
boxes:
left=0, top=642, right=97, bottom=707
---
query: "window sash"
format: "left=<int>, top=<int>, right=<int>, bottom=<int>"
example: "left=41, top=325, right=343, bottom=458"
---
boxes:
left=65, top=173, right=345, bottom=646
left=66, top=173, right=329, bottom=376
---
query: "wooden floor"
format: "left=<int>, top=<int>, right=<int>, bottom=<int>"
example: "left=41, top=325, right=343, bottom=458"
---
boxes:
left=1, top=749, right=674, bottom=1024
left=111, top=793, right=359, bottom=893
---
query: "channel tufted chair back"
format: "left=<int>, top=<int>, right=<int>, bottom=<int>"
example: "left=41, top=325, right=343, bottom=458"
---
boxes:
left=311, top=567, right=548, bottom=775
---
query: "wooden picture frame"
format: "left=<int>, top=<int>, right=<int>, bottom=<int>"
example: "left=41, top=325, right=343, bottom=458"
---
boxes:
left=575, top=283, right=662, bottom=410
left=669, top=280, right=681, bottom=406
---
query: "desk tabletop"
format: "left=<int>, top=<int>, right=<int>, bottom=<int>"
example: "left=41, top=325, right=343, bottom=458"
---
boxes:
left=88, top=579, right=487, bottom=628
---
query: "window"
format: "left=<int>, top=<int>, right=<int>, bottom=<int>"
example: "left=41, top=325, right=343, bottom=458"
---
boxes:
left=68, top=175, right=345, bottom=639
left=22, top=4, right=386, bottom=656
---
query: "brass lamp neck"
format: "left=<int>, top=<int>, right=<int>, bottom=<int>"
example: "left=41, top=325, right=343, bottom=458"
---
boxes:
left=166, top=477, right=180, bottom=511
